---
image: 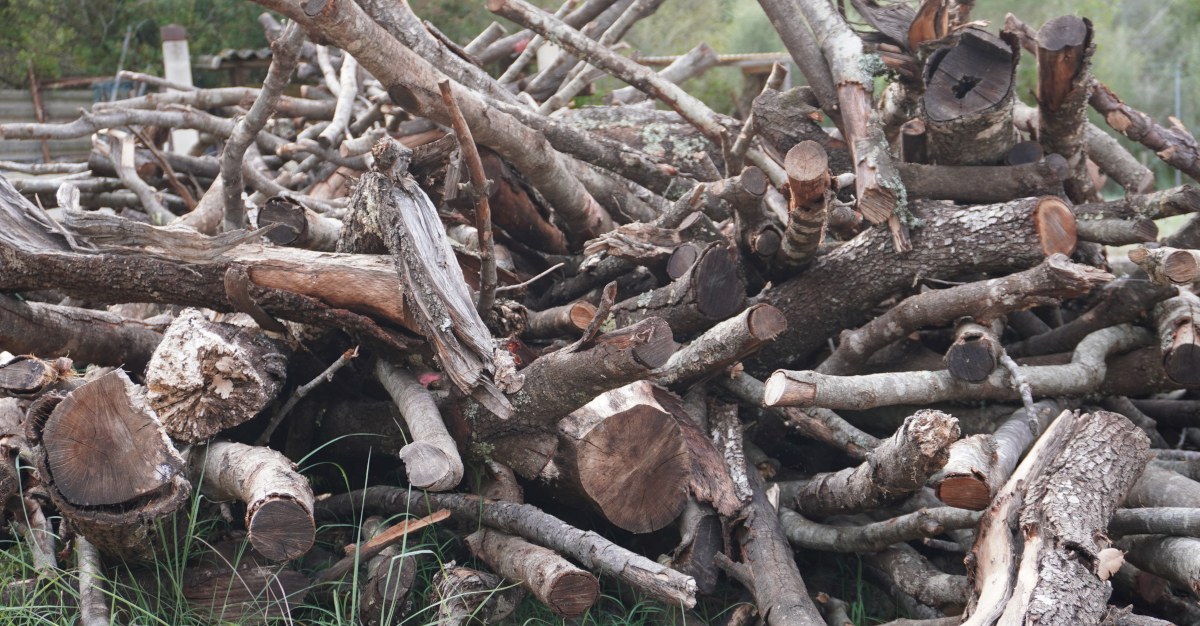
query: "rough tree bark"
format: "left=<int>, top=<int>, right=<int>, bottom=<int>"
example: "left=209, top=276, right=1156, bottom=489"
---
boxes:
left=0, top=294, right=165, bottom=373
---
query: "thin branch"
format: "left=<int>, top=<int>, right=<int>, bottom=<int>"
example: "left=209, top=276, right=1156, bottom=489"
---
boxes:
left=255, top=347, right=358, bottom=446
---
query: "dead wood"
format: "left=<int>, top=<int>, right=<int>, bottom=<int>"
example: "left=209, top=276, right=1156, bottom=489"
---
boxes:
left=1109, top=507, right=1200, bottom=537
left=375, top=360, right=463, bottom=491
left=711, top=402, right=826, bottom=626
left=76, top=536, right=108, bottom=626
left=1076, top=217, right=1158, bottom=246
left=655, top=303, right=786, bottom=389
left=779, top=506, right=980, bottom=553
left=767, top=324, right=1150, bottom=411
left=357, top=517, right=418, bottom=625
left=610, top=42, right=720, bottom=106
left=222, top=22, right=305, bottom=231
left=945, top=321, right=1003, bottom=383
left=999, top=410, right=1149, bottom=625
left=1091, top=79, right=1200, bottom=182
left=1125, top=464, right=1200, bottom=509
left=1152, top=288, right=1200, bottom=387
left=610, top=242, right=745, bottom=337
left=931, top=400, right=1059, bottom=510
left=791, top=410, right=959, bottom=518
left=920, top=28, right=1020, bottom=166
left=754, top=0, right=838, bottom=122
left=315, top=487, right=698, bottom=608
left=257, top=196, right=342, bottom=251
left=1076, top=185, right=1200, bottom=220
left=1037, top=15, right=1099, bottom=203
left=27, top=370, right=189, bottom=562
left=1118, top=535, right=1200, bottom=597
left=751, top=87, right=853, bottom=177
left=1082, top=121, right=1156, bottom=194
left=430, top=564, right=523, bottom=626
left=1101, top=396, right=1170, bottom=449
left=775, top=141, right=830, bottom=273
left=0, top=294, right=164, bottom=373
left=754, top=196, right=1077, bottom=371
left=1129, top=246, right=1200, bottom=286
left=188, top=441, right=315, bottom=561
left=819, top=254, right=1110, bottom=376
left=144, top=309, right=288, bottom=443
left=466, top=528, right=599, bottom=618
left=897, top=155, right=1069, bottom=204
left=523, top=301, right=596, bottom=340
left=1005, top=277, right=1175, bottom=359
left=863, top=541, right=969, bottom=613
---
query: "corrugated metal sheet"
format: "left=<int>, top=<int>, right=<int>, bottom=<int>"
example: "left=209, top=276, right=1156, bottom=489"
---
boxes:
left=0, top=90, right=94, bottom=161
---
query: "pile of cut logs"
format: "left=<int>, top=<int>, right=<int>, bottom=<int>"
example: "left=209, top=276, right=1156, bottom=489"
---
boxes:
left=4, top=0, right=1200, bottom=624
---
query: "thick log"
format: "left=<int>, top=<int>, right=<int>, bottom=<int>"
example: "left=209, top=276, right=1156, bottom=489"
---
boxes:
left=1130, top=400, right=1200, bottom=429
left=897, top=155, right=1068, bottom=204
left=315, top=487, right=698, bottom=608
left=864, top=541, right=969, bottom=613
left=1000, top=411, right=1149, bottom=625
left=375, top=361, right=463, bottom=491
left=920, top=28, right=1019, bottom=166
left=466, top=528, right=599, bottom=618
left=1118, top=536, right=1200, bottom=597
left=655, top=304, right=786, bottom=389
left=768, top=325, right=1149, bottom=411
left=1129, top=246, right=1200, bottom=286
left=0, top=294, right=164, bottom=373
left=546, top=380, right=738, bottom=533
left=1076, top=218, right=1158, bottom=246
left=27, top=370, right=190, bottom=562
left=1124, top=464, right=1200, bottom=509
left=779, top=506, right=980, bottom=553
left=610, top=243, right=745, bottom=337
left=257, top=196, right=342, bottom=251
left=1102, top=396, right=1170, bottom=449
left=711, top=403, right=825, bottom=626
left=754, top=196, right=1077, bottom=371
left=1037, top=15, right=1098, bottom=204
left=144, top=309, right=288, bottom=444
left=775, top=141, right=830, bottom=273
left=1006, top=277, right=1175, bottom=359
left=791, top=410, right=958, bottom=518
left=819, top=254, right=1110, bottom=375
left=188, top=441, right=315, bottom=561
left=1110, top=507, right=1200, bottom=537
left=931, top=400, right=1060, bottom=510
left=458, top=148, right=570, bottom=256
left=460, top=315, right=674, bottom=479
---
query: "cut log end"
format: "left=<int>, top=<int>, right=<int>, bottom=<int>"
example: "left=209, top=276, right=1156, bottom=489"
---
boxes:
left=258, top=197, right=306, bottom=245
left=248, top=498, right=316, bottom=561
left=668, top=243, right=701, bottom=279
left=44, top=370, right=182, bottom=507
left=936, top=475, right=992, bottom=511
left=575, top=405, right=690, bottom=533
left=947, top=338, right=998, bottom=383
left=748, top=304, right=787, bottom=341
left=0, top=357, right=59, bottom=396
left=567, top=301, right=598, bottom=331
left=694, top=246, right=745, bottom=319
left=739, top=166, right=769, bottom=197
left=1164, top=251, right=1200, bottom=284
left=399, top=441, right=456, bottom=490
left=1035, top=196, right=1078, bottom=257
left=785, top=141, right=830, bottom=197
left=545, top=571, right=602, bottom=618
left=763, top=373, right=815, bottom=407
left=628, top=319, right=675, bottom=370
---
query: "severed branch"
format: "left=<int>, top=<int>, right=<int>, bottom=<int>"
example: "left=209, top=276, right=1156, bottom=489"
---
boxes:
left=1129, top=245, right=1200, bottom=286
left=1091, top=79, right=1200, bottom=182
left=774, top=141, right=830, bottom=274
left=222, top=22, right=306, bottom=232
left=780, top=506, right=981, bottom=554
left=374, top=360, right=463, bottom=491
left=726, top=62, right=788, bottom=175
left=0, top=293, right=164, bottom=373
left=98, top=131, right=173, bottom=224
left=317, top=54, right=357, bottom=148
left=438, top=79, right=497, bottom=316
left=255, top=347, right=357, bottom=447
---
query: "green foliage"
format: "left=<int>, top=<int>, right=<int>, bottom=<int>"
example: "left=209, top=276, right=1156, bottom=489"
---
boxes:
left=0, top=0, right=273, bottom=87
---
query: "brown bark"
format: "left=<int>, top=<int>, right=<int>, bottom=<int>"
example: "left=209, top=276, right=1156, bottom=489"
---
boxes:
left=920, top=28, right=1020, bottom=166
left=144, top=309, right=288, bottom=443
left=26, top=370, right=190, bottom=562
left=611, top=243, right=745, bottom=338
left=775, top=141, right=830, bottom=274
left=655, top=304, right=786, bottom=389
left=1152, top=288, right=1200, bottom=387
left=897, top=155, right=1069, bottom=204
left=754, top=196, right=1077, bottom=371
left=458, top=148, right=570, bottom=256
left=820, top=254, right=1110, bottom=376
left=1037, top=15, right=1099, bottom=204
left=863, top=541, right=969, bottom=613
left=720, top=166, right=778, bottom=258
left=791, top=410, right=958, bottom=518
left=257, top=196, right=343, bottom=251
left=751, top=87, right=853, bottom=176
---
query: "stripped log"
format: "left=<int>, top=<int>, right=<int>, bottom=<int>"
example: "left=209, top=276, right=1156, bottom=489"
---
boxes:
left=188, top=441, right=315, bottom=561
left=145, top=308, right=288, bottom=444
left=375, top=361, right=463, bottom=491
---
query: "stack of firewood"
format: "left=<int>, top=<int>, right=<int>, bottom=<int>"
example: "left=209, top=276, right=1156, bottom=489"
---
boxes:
left=4, top=0, right=1200, bottom=623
